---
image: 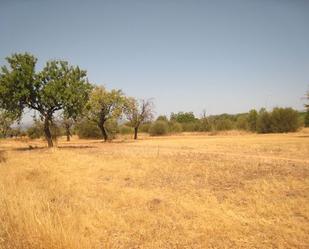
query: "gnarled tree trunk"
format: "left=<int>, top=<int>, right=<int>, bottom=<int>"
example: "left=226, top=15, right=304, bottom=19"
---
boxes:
left=98, top=121, right=108, bottom=142
left=44, top=117, right=53, bottom=148
left=134, top=126, right=138, bottom=140
left=65, top=124, right=71, bottom=141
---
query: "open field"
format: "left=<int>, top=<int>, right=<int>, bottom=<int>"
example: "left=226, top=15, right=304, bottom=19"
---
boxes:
left=0, top=130, right=308, bottom=249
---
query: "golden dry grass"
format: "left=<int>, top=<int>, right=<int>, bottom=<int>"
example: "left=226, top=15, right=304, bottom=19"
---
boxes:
left=0, top=130, right=309, bottom=249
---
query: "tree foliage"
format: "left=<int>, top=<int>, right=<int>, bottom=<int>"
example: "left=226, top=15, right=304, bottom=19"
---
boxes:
left=170, top=112, right=197, bottom=123
left=270, top=107, right=299, bottom=133
left=0, top=53, right=91, bottom=147
left=149, top=121, right=168, bottom=136
left=85, top=86, right=124, bottom=141
left=247, top=109, right=258, bottom=131
left=124, top=98, right=154, bottom=139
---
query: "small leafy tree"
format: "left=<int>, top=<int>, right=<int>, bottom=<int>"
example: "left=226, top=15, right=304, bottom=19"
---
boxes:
left=270, top=107, right=300, bottom=133
left=85, top=86, right=124, bottom=141
left=0, top=53, right=91, bottom=147
left=256, top=108, right=272, bottom=133
left=124, top=98, right=154, bottom=139
left=247, top=109, right=258, bottom=132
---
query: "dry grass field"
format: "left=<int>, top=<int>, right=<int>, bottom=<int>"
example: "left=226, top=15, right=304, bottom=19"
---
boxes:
left=0, top=130, right=308, bottom=249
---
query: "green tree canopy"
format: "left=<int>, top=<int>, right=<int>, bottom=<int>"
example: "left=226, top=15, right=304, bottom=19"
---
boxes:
left=0, top=53, right=91, bottom=147
left=170, top=112, right=197, bottom=123
left=85, top=86, right=125, bottom=141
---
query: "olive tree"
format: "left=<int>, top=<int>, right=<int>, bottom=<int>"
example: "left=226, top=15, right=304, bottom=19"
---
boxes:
left=0, top=53, right=91, bottom=147
left=85, top=86, right=124, bottom=141
left=124, top=98, right=154, bottom=139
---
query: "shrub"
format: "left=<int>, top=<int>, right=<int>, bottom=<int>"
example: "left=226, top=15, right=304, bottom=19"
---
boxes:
left=270, top=107, right=300, bottom=133
left=140, top=122, right=151, bottom=133
left=256, top=108, right=272, bottom=133
left=119, top=125, right=134, bottom=135
left=236, top=116, right=249, bottom=130
left=168, top=121, right=182, bottom=133
left=305, top=111, right=309, bottom=127
left=50, top=123, right=62, bottom=140
left=181, top=121, right=200, bottom=132
left=104, top=119, right=119, bottom=139
left=76, top=119, right=101, bottom=139
left=149, top=121, right=168, bottom=136
left=27, top=121, right=44, bottom=139
left=215, top=118, right=233, bottom=131
left=199, top=118, right=212, bottom=132
left=247, top=109, right=258, bottom=131
left=26, top=120, right=61, bottom=140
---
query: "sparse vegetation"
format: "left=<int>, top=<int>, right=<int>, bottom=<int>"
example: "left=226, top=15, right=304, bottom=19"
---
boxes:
left=149, top=120, right=169, bottom=136
left=0, top=52, right=308, bottom=248
left=0, top=132, right=308, bottom=248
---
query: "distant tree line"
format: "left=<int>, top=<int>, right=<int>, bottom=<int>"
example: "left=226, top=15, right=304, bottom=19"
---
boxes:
left=0, top=53, right=308, bottom=145
left=22, top=105, right=306, bottom=139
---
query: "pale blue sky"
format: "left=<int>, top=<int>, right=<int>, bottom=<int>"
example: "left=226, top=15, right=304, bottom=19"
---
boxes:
left=1, top=0, right=308, bottom=117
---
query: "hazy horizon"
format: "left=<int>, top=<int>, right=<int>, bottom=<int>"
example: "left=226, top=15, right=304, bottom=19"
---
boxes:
left=1, top=0, right=308, bottom=120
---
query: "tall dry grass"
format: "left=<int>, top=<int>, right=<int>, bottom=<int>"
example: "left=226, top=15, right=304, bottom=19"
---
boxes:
left=0, top=131, right=308, bottom=248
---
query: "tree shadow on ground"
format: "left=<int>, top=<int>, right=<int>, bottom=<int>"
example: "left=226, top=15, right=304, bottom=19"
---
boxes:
left=13, top=145, right=46, bottom=151
left=57, top=145, right=96, bottom=149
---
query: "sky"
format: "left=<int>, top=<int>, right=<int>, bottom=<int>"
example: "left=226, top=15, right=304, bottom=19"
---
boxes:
left=0, top=0, right=309, bottom=118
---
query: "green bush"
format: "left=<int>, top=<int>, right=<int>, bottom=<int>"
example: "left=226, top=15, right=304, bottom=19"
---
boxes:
left=215, top=118, right=233, bottom=131
left=236, top=116, right=249, bottom=130
left=256, top=107, right=300, bottom=133
left=140, top=122, right=151, bottom=133
left=104, top=119, right=119, bottom=139
left=119, top=125, right=134, bottom=135
left=256, top=108, right=272, bottom=133
left=199, top=118, right=212, bottom=132
left=27, top=121, right=44, bottom=139
left=168, top=121, right=182, bottom=133
left=181, top=121, right=200, bottom=132
left=76, top=119, right=101, bottom=139
left=270, top=107, right=300, bottom=133
left=247, top=109, right=258, bottom=131
left=27, top=120, right=61, bottom=140
left=305, top=111, right=309, bottom=127
left=149, top=121, right=168, bottom=136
